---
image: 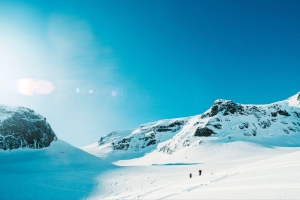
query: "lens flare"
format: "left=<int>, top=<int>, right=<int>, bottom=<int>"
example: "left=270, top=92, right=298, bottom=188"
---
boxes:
left=17, top=78, right=35, bottom=96
left=17, top=79, right=54, bottom=95
left=34, top=80, right=54, bottom=94
left=111, top=90, right=117, bottom=97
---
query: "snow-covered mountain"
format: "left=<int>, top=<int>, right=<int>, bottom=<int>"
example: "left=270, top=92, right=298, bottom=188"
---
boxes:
left=1, top=94, right=300, bottom=200
left=0, top=105, right=112, bottom=199
left=0, top=105, right=57, bottom=150
left=83, top=92, right=300, bottom=159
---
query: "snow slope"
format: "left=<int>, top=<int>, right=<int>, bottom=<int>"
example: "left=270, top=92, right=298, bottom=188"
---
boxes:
left=0, top=139, right=113, bottom=200
left=1, top=140, right=300, bottom=199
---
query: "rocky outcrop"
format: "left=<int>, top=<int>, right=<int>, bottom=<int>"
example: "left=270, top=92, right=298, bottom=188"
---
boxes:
left=0, top=106, right=57, bottom=150
left=194, top=127, right=216, bottom=137
left=209, top=100, right=245, bottom=117
left=95, top=119, right=187, bottom=152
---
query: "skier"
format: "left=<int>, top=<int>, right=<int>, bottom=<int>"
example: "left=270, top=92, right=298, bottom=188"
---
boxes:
left=199, top=169, right=202, bottom=176
left=189, top=173, right=192, bottom=178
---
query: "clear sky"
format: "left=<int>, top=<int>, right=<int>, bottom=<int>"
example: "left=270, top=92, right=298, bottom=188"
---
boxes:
left=0, top=0, right=299, bottom=147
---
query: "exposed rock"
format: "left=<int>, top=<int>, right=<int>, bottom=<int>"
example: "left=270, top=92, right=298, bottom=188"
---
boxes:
left=215, top=117, right=221, bottom=122
left=112, top=142, right=130, bottom=150
left=239, top=122, right=249, bottom=129
left=194, top=127, right=215, bottom=137
left=288, top=127, right=296, bottom=132
left=252, top=129, right=257, bottom=136
left=258, top=119, right=271, bottom=129
left=155, top=120, right=184, bottom=132
left=0, top=106, right=57, bottom=150
left=212, top=123, right=222, bottom=129
left=293, top=112, right=300, bottom=118
left=209, top=100, right=243, bottom=117
left=278, top=110, right=290, bottom=116
left=210, top=104, right=219, bottom=117
left=111, top=137, right=133, bottom=150
left=182, top=139, right=190, bottom=147
left=271, top=112, right=277, bottom=117
left=193, top=122, right=200, bottom=126
left=147, top=139, right=156, bottom=146
left=144, top=133, right=155, bottom=142
left=156, top=127, right=173, bottom=132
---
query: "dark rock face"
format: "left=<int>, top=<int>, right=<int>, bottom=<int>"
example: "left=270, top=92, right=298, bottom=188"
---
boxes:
left=156, top=120, right=184, bottom=132
left=293, top=112, right=300, bottom=118
left=194, top=127, right=215, bottom=137
left=210, top=104, right=219, bottom=117
left=212, top=123, right=222, bottom=129
left=112, top=142, right=130, bottom=150
left=147, top=139, right=156, bottom=146
left=278, top=110, right=290, bottom=116
left=239, top=122, right=249, bottom=129
left=297, top=93, right=300, bottom=101
left=209, top=100, right=244, bottom=117
left=0, top=107, right=57, bottom=150
left=271, top=112, right=277, bottom=117
left=109, top=121, right=187, bottom=151
left=112, top=137, right=132, bottom=150
left=258, top=119, right=271, bottom=129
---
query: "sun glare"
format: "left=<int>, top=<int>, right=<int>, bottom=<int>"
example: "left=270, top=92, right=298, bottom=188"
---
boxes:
left=17, top=78, right=35, bottom=96
left=16, top=79, right=54, bottom=96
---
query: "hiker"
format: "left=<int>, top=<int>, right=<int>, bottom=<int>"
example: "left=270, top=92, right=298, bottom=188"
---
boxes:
left=189, top=173, right=192, bottom=178
left=199, top=170, right=202, bottom=176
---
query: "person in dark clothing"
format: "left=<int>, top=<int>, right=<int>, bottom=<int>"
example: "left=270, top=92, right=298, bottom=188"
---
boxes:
left=199, top=170, right=202, bottom=176
left=189, top=173, right=192, bottom=178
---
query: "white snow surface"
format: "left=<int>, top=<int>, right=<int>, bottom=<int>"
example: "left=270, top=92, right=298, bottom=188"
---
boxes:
left=1, top=93, right=300, bottom=199
left=0, top=139, right=113, bottom=200
left=1, top=140, right=300, bottom=199
left=88, top=142, right=300, bottom=199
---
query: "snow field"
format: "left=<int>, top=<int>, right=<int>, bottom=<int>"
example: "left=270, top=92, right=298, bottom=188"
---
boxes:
left=87, top=142, right=300, bottom=199
left=1, top=140, right=300, bottom=199
left=0, top=140, right=113, bottom=200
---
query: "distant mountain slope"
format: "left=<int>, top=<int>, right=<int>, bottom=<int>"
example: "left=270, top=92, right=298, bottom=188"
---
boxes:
left=0, top=105, right=57, bottom=150
left=83, top=92, right=300, bottom=159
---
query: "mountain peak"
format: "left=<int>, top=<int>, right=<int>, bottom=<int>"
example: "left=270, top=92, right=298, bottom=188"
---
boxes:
left=209, top=99, right=241, bottom=117
left=287, top=92, right=300, bottom=107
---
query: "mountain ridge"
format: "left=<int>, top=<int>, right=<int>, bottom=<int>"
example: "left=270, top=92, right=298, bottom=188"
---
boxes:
left=83, top=92, right=300, bottom=159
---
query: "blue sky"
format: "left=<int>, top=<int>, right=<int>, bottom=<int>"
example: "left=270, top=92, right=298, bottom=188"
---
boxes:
left=0, top=0, right=299, bottom=147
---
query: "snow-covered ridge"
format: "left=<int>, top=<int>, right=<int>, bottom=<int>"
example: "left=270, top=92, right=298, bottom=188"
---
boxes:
left=83, top=92, right=300, bottom=158
left=0, top=105, right=57, bottom=150
left=287, top=92, right=300, bottom=107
